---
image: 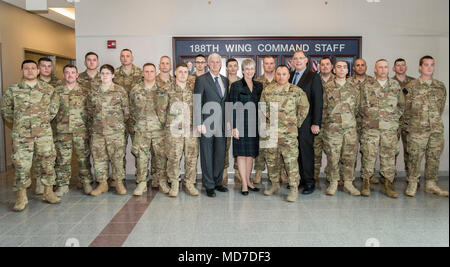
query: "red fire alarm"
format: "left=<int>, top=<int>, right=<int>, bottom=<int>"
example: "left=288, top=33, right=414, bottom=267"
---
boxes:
left=107, top=40, right=116, bottom=49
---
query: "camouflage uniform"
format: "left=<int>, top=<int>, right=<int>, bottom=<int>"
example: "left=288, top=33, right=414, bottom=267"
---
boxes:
left=77, top=71, right=101, bottom=91
left=359, top=79, right=404, bottom=183
left=1, top=80, right=59, bottom=191
left=130, top=81, right=169, bottom=185
left=392, top=75, right=415, bottom=176
left=322, top=79, right=359, bottom=182
left=404, top=79, right=446, bottom=184
left=38, top=75, right=64, bottom=88
left=113, top=64, right=143, bottom=154
left=53, top=84, right=93, bottom=187
left=87, top=84, right=129, bottom=182
left=260, top=83, right=309, bottom=188
left=166, top=79, right=199, bottom=186
left=314, top=73, right=335, bottom=179
left=253, top=75, right=278, bottom=175
left=149, top=74, right=175, bottom=180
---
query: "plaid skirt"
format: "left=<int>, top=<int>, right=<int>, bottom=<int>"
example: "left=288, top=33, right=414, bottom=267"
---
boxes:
left=232, top=136, right=259, bottom=158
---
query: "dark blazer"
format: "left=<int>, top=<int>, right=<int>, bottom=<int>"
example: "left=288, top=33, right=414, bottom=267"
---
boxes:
left=289, top=68, right=323, bottom=129
left=228, top=79, right=263, bottom=158
left=194, top=72, right=229, bottom=135
left=193, top=72, right=230, bottom=190
left=289, top=67, right=323, bottom=188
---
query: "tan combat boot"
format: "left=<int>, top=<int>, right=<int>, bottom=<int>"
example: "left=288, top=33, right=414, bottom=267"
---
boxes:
left=43, top=186, right=61, bottom=204
left=361, top=178, right=371, bottom=197
left=115, top=180, right=127, bottom=195
left=253, top=170, right=262, bottom=184
left=184, top=183, right=199, bottom=196
left=425, top=181, right=449, bottom=197
left=280, top=170, right=288, bottom=185
left=234, top=170, right=242, bottom=185
left=326, top=181, right=338, bottom=196
left=35, top=178, right=44, bottom=195
left=159, top=179, right=170, bottom=194
left=381, top=179, right=398, bottom=198
left=343, top=181, right=361, bottom=196
left=133, top=182, right=148, bottom=196
left=55, top=185, right=69, bottom=197
left=91, top=181, right=108, bottom=196
left=13, top=189, right=28, bottom=212
left=83, top=183, right=93, bottom=195
left=169, top=180, right=179, bottom=197
left=405, top=181, right=418, bottom=197
left=222, top=170, right=228, bottom=186
left=286, top=185, right=299, bottom=202
left=264, top=182, right=280, bottom=196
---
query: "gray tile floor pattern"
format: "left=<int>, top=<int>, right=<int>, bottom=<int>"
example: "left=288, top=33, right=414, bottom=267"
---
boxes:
left=0, top=176, right=448, bottom=247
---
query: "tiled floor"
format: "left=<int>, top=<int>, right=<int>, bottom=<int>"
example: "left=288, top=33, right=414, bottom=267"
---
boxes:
left=0, top=170, right=448, bottom=247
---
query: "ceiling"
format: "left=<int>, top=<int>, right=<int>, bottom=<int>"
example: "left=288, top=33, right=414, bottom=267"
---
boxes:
left=2, top=0, right=75, bottom=28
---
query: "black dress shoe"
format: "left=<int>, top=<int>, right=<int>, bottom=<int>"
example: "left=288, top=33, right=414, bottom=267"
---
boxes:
left=206, top=189, right=216, bottom=197
left=302, top=185, right=315, bottom=195
left=241, top=191, right=249, bottom=196
left=248, top=186, right=260, bottom=192
left=215, top=185, right=229, bottom=192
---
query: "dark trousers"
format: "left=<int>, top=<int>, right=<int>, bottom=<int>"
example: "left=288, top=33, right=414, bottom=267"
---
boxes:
left=298, top=126, right=315, bottom=187
left=200, top=135, right=226, bottom=190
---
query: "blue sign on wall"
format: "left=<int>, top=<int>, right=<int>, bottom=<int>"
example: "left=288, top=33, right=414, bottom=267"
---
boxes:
left=173, top=37, right=361, bottom=76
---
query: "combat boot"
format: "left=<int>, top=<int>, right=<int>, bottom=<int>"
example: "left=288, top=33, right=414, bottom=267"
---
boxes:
left=133, top=182, right=147, bottom=196
left=13, top=189, right=28, bottom=212
left=42, top=186, right=61, bottom=204
left=159, top=179, right=170, bottom=194
left=343, top=181, right=361, bottom=196
left=381, top=179, right=398, bottom=198
left=370, top=175, right=380, bottom=184
left=83, top=183, right=93, bottom=195
left=234, top=170, right=242, bottom=185
left=184, top=183, right=199, bottom=196
left=115, top=180, right=127, bottom=195
left=55, top=185, right=69, bottom=197
left=35, top=178, right=44, bottom=195
left=264, top=182, right=280, bottom=196
left=107, top=178, right=116, bottom=188
left=361, top=179, right=371, bottom=197
left=280, top=170, right=288, bottom=185
left=169, top=180, right=179, bottom=197
left=91, top=181, right=108, bottom=196
left=425, top=181, right=449, bottom=197
left=222, top=170, right=228, bottom=186
left=405, top=181, right=418, bottom=197
left=253, top=170, right=262, bottom=184
left=326, top=181, right=338, bottom=196
left=286, top=185, right=299, bottom=202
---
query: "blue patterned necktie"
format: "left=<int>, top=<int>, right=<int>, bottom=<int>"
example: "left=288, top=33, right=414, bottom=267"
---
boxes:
left=214, top=76, right=223, bottom=98
left=293, top=72, right=300, bottom=85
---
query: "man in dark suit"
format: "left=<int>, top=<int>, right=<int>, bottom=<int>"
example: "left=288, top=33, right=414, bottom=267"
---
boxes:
left=289, top=50, right=323, bottom=194
left=194, top=53, right=230, bottom=197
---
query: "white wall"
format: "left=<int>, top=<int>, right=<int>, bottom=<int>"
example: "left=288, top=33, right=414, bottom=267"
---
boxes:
left=75, top=0, right=449, bottom=175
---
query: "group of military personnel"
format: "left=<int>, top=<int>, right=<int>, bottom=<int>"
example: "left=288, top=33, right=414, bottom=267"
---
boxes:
left=0, top=48, right=448, bottom=211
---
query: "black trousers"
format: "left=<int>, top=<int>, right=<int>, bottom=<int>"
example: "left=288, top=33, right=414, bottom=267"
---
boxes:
left=298, top=126, right=315, bottom=187
left=200, top=135, right=226, bottom=190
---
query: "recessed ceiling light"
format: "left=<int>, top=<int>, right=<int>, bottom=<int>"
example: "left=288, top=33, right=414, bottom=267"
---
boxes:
left=49, top=8, right=75, bottom=20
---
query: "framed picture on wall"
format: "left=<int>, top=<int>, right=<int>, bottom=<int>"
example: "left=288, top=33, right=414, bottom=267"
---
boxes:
left=180, top=56, right=196, bottom=74
left=334, top=56, right=356, bottom=77
left=256, top=55, right=279, bottom=77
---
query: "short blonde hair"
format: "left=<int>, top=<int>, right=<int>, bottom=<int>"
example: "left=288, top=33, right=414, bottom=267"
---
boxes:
left=241, top=58, right=256, bottom=71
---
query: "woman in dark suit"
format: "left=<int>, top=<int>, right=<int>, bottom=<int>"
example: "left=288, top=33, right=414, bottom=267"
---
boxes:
left=229, top=59, right=263, bottom=195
